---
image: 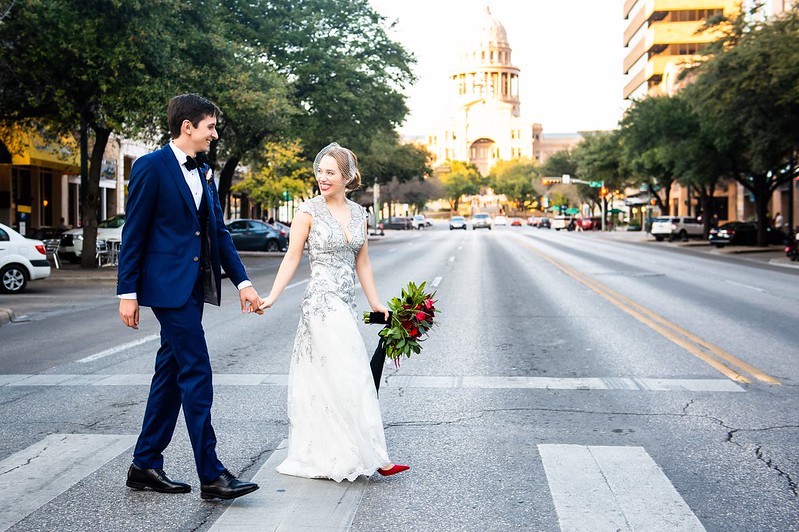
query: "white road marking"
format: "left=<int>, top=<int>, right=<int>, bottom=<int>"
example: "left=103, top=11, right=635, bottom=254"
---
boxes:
left=448, top=256, right=455, bottom=264
left=724, top=279, right=766, bottom=293
left=75, top=280, right=310, bottom=365
left=0, top=433, right=136, bottom=532
left=209, top=439, right=367, bottom=531
left=77, top=334, right=159, bottom=363
left=1, top=374, right=744, bottom=392
left=539, top=444, right=706, bottom=531
left=431, top=276, right=443, bottom=288
left=285, top=279, right=309, bottom=290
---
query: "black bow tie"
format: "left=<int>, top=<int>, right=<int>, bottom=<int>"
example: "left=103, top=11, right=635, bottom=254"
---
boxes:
left=184, top=156, right=200, bottom=171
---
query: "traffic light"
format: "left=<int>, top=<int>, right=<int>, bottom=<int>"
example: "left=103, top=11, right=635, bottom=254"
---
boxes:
left=599, top=186, right=608, bottom=198
left=542, top=177, right=561, bottom=185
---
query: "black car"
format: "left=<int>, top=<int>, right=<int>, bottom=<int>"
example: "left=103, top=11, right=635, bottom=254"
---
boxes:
left=708, top=221, right=786, bottom=247
left=380, top=217, right=412, bottom=230
left=227, top=219, right=288, bottom=252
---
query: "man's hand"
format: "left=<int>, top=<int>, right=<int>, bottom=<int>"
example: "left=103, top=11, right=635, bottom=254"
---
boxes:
left=240, top=286, right=264, bottom=315
left=119, top=299, right=140, bottom=329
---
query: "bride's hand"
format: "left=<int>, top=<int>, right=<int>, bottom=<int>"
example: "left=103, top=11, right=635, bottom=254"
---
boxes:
left=259, top=295, right=276, bottom=311
left=372, top=303, right=389, bottom=322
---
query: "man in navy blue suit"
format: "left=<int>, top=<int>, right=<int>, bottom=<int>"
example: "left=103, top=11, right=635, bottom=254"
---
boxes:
left=118, top=94, right=261, bottom=500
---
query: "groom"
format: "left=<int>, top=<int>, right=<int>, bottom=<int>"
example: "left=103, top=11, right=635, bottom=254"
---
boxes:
left=118, top=94, right=261, bottom=500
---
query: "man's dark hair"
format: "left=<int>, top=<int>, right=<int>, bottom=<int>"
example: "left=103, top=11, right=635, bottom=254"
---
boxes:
left=167, top=94, right=221, bottom=139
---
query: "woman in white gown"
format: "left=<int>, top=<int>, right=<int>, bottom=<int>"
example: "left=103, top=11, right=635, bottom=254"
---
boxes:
left=259, top=142, right=408, bottom=482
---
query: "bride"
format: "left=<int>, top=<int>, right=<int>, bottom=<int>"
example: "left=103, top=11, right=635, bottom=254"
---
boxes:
left=258, top=142, right=409, bottom=482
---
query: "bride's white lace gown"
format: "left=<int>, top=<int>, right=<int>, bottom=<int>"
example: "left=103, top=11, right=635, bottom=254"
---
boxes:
left=276, top=195, right=390, bottom=482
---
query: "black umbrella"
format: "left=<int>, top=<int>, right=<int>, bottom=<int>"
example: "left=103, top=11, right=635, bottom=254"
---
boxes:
left=365, top=311, right=392, bottom=394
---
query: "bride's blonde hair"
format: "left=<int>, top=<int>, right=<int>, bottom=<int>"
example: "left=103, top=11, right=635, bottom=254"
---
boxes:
left=313, top=142, right=362, bottom=192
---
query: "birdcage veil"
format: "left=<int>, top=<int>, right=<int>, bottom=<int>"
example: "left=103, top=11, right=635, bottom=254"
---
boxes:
left=313, top=142, right=357, bottom=185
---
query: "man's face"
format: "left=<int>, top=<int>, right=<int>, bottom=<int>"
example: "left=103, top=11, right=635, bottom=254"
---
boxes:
left=184, top=114, right=218, bottom=154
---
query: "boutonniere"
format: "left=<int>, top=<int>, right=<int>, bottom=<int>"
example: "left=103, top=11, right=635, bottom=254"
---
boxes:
left=204, top=166, right=213, bottom=183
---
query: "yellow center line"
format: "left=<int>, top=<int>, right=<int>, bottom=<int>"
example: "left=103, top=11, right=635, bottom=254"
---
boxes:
left=515, top=235, right=780, bottom=385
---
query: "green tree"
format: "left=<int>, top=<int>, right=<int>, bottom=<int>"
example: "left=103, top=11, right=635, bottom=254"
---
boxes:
left=0, top=0, right=197, bottom=267
left=489, top=159, right=538, bottom=213
left=683, top=6, right=799, bottom=244
left=254, top=0, right=415, bottom=157
left=619, top=96, right=684, bottom=215
left=572, top=131, right=628, bottom=223
left=439, top=161, right=483, bottom=213
left=232, top=140, right=314, bottom=216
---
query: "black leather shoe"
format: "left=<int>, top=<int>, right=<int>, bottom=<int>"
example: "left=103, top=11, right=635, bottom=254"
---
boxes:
left=126, top=463, right=191, bottom=493
left=200, top=470, right=259, bottom=500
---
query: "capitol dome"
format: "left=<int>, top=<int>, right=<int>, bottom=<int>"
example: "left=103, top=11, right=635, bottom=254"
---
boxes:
left=474, top=5, right=509, bottom=49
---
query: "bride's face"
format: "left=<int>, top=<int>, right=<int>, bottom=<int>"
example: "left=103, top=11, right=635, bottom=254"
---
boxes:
left=316, top=154, right=345, bottom=197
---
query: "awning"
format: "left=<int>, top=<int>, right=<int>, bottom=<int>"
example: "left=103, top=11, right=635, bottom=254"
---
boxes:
left=0, top=126, right=79, bottom=173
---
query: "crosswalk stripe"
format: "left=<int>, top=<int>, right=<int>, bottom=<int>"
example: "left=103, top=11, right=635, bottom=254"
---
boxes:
left=0, top=433, right=136, bottom=532
left=0, top=374, right=744, bottom=392
left=209, top=439, right=367, bottom=531
left=538, top=444, right=706, bottom=531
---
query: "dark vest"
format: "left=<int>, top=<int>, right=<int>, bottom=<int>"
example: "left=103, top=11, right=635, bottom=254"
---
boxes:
left=197, top=183, right=219, bottom=305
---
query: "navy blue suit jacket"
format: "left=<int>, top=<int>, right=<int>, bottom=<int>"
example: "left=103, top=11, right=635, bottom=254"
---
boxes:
left=117, top=144, right=248, bottom=308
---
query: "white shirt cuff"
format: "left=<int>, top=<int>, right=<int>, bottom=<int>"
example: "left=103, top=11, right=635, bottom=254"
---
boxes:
left=237, top=280, right=253, bottom=291
left=118, top=293, right=137, bottom=300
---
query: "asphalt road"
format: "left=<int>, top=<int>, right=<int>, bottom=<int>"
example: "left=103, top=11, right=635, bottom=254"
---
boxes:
left=0, top=224, right=797, bottom=531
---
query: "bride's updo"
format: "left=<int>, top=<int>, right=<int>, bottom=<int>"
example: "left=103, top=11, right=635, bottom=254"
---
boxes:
left=313, top=142, right=362, bottom=192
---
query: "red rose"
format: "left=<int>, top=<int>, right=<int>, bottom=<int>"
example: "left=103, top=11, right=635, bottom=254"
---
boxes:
left=424, top=298, right=434, bottom=310
left=415, top=311, right=427, bottom=321
left=409, top=327, right=419, bottom=337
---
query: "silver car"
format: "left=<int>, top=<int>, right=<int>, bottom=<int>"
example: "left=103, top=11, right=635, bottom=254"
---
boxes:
left=449, top=216, right=467, bottom=230
left=472, top=213, right=492, bottom=230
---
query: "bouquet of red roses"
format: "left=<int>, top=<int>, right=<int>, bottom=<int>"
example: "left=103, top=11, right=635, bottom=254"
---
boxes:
left=363, top=281, right=439, bottom=367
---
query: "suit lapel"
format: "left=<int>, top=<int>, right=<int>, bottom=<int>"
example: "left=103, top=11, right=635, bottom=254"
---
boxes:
left=159, top=145, right=199, bottom=220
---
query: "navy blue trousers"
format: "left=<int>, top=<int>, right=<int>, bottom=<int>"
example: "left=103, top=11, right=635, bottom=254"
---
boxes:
left=132, top=281, right=225, bottom=483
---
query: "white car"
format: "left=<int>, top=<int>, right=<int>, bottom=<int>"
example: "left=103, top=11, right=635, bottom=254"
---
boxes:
left=0, top=222, right=51, bottom=293
left=59, top=214, right=125, bottom=262
left=650, top=216, right=703, bottom=242
left=493, top=215, right=508, bottom=226
left=411, top=214, right=431, bottom=230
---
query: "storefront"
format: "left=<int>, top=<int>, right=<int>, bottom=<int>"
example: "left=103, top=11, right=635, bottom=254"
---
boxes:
left=0, top=127, right=79, bottom=235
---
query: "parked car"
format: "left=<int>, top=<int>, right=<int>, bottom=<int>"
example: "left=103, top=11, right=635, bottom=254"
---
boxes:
left=59, top=214, right=125, bottom=262
left=551, top=216, right=574, bottom=231
left=227, top=219, right=288, bottom=251
left=411, top=215, right=431, bottom=230
left=380, top=217, right=412, bottom=230
left=493, top=215, right=508, bottom=226
left=0, top=222, right=51, bottom=294
left=650, top=216, right=703, bottom=242
left=472, top=213, right=492, bottom=230
left=267, top=220, right=291, bottom=243
left=708, top=221, right=786, bottom=248
left=449, top=216, right=467, bottom=230
left=576, top=217, right=601, bottom=231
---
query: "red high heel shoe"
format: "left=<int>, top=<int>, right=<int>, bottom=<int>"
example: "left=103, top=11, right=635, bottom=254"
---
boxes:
left=377, top=464, right=409, bottom=476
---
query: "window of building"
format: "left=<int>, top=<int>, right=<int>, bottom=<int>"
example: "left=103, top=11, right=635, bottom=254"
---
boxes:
left=669, top=9, right=723, bottom=22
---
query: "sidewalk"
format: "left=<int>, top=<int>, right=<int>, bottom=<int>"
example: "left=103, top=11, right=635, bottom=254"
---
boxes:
left=597, top=229, right=799, bottom=269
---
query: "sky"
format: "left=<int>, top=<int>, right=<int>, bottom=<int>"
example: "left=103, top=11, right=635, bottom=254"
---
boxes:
left=367, top=0, right=630, bottom=136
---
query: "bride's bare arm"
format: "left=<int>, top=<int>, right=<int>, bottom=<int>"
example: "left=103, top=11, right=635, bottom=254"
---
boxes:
left=259, top=213, right=312, bottom=309
left=356, top=221, right=389, bottom=319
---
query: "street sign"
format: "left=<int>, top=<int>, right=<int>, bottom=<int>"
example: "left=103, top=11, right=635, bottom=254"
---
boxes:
left=589, top=181, right=602, bottom=188
left=562, top=174, right=571, bottom=184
